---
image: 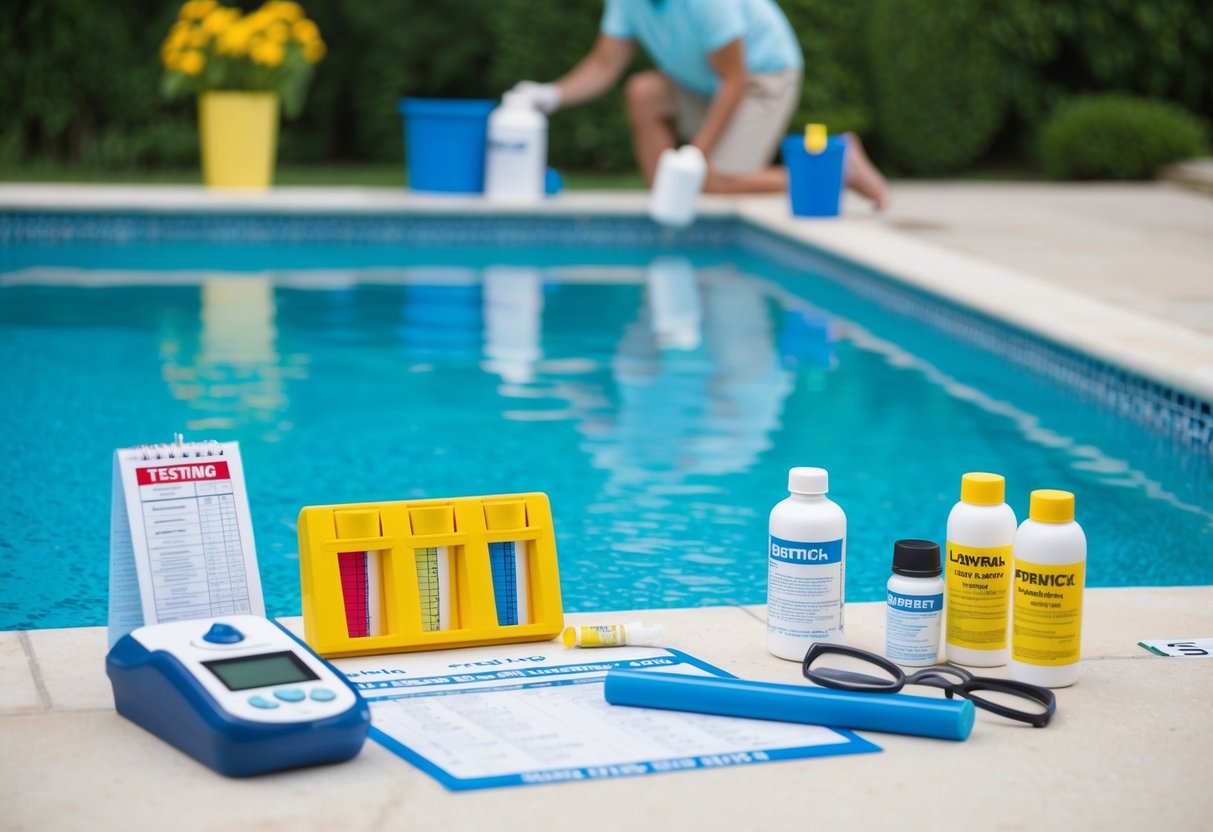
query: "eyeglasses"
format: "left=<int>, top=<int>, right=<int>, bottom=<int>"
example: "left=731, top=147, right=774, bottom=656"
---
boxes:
left=802, top=643, right=1056, bottom=728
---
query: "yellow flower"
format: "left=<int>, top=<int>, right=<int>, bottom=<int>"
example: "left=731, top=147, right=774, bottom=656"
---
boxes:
left=179, top=0, right=218, bottom=21
left=202, top=7, right=240, bottom=36
left=163, top=31, right=190, bottom=63
left=251, top=39, right=285, bottom=67
left=161, top=0, right=321, bottom=106
left=189, top=27, right=212, bottom=48
left=216, top=21, right=252, bottom=56
left=302, top=38, right=326, bottom=64
left=267, top=1, right=304, bottom=23
left=179, top=50, right=206, bottom=76
left=246, top=7, right=279, bottom=32
left=291, top=18, right=320, bottom=45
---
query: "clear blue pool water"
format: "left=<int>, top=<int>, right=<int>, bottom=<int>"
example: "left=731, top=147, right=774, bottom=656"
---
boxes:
left=2, top=224, right=1210, bottom=629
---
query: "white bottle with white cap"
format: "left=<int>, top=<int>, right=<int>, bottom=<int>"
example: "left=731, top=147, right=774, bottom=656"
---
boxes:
left=485, top=91, right=547, bottom=203
left=767, top=467, right=847, bottom=661
left=649, top=145, right=706, bottom=228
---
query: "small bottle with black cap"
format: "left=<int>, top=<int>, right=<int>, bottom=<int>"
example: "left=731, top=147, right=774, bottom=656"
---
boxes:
left=886, top=539, right=945, bottom=667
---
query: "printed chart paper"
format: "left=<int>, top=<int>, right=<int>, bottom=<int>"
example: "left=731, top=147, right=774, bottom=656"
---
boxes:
left=330, top=641, right=880, bottom=790
left=108, top=440, right=264, bottom=645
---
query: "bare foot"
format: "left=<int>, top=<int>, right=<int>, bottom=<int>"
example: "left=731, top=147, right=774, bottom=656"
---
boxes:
left=843, top=132, right=889, bottom=211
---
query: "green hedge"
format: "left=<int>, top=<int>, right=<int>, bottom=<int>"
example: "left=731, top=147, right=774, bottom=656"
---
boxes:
left=0, top=0, right=880, bottom=171
left=865, top=0, right=1213, bottom=175
left=1038, top=94, right=1208, bottom=180
left=1, top=0, right=1210, bottom=176
left=0, top=1, right=190, bottom=166
left=867, top=0, right=1008, bottom=175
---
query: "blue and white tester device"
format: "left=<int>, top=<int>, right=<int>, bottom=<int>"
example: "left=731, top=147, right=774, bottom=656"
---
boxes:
left=106, top=615, right=370, bottom=777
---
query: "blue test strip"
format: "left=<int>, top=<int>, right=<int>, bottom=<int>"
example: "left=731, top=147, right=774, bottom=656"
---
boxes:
left=603, top=669, right=974, bottom=741
left=488, top=541, right=520, bottom=626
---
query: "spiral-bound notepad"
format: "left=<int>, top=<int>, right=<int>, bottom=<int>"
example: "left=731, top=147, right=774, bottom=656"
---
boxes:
left=108, top=436, right=264, bottom=645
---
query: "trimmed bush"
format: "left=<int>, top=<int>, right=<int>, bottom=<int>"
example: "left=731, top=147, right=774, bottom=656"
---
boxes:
left=1037, top=94, right=1207, bottom=180
left=780, top=1, right=874, bottom=137
left=867, top=0, right=1009, bottom=175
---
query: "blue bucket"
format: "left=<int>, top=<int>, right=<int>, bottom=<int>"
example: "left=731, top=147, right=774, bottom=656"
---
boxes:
left=782, top=134, right=847, bottom=217
left=397, top=98, right=495, bottom=194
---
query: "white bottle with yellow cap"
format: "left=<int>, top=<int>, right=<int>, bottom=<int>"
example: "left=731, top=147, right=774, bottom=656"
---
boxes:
left=944, top=473, right=1017, bottom=667
left=1009, top=490, right=1086, bottom=688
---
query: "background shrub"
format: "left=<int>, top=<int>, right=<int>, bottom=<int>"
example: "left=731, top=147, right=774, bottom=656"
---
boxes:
left=866, top=0, right=1009, bottom=175
left=1038, top=94, right=1208, bottom=180
left=0, top=0, right=1210, bottom=176
left=780, top=1, right=873, bottom=137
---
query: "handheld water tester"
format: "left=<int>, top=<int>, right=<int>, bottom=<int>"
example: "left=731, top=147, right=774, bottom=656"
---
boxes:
left=106, top=615, right=370, bottom=777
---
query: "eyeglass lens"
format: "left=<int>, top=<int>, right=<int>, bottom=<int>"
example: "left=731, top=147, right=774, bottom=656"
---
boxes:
left=951, top=680, right=1056, bottom=727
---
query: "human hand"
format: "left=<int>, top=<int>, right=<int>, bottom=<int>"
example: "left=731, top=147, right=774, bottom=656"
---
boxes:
left=510, top=81, right=562, bottom=114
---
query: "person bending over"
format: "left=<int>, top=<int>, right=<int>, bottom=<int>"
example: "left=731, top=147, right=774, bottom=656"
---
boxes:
left=514, top=0, right=887, bottom=208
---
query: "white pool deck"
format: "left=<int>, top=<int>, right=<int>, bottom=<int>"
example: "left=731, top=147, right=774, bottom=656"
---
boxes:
left=2, top=181, right=1212, bottom=831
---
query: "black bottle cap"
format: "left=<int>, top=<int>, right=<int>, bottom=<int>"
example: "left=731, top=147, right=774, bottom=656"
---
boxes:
left=892, top=539, right=942, bottom=577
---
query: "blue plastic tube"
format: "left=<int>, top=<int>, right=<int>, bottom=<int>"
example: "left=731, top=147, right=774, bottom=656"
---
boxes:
left=603, top=670, right=974, bottom=741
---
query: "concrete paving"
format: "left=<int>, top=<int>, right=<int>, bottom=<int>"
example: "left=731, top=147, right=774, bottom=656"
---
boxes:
left=869, top=181, right=1213, bottom=337
left=4, top=590, right=1211, bottom=832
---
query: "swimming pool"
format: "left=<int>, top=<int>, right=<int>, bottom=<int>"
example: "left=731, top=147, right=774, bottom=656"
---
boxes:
left=2, top=212, right=1210, bottom=630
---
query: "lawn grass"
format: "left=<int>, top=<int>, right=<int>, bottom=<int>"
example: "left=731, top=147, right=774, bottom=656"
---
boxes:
left=0, top=162, right=650, bottom=190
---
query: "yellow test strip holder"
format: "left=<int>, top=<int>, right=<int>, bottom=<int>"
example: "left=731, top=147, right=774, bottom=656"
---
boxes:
left=298, top=492, right=564, bottom=658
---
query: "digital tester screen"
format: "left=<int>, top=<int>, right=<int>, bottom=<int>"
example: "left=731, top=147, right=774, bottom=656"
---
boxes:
left=202, top=651, right=319, bottom=692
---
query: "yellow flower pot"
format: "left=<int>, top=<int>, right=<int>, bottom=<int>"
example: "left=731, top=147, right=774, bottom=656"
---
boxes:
left=198, top=91, right=280, bottom=190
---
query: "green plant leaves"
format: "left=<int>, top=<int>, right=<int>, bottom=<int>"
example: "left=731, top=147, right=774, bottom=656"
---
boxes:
left=1038, top=94, right=1208, bottom=179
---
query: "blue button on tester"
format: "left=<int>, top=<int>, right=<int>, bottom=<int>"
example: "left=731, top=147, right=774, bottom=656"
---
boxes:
left=202, top=623, right=245, bottom=644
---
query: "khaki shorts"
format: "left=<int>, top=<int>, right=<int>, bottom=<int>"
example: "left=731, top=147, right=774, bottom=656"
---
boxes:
left=673, top=68, right=802, bottom=175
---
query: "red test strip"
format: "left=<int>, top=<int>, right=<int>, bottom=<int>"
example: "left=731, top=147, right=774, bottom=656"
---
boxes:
left=338, top=551, right=370, bottom=638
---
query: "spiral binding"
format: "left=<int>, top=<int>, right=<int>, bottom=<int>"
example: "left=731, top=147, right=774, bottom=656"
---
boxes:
left=137, top=433, right=224, bottom=460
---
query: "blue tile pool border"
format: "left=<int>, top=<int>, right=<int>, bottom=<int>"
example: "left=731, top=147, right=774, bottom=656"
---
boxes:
left=734, top=221, right=1213, bottom=456
left=0, top=209, right=736, bottom=249
left=2, top=208, right=1209, bottom=456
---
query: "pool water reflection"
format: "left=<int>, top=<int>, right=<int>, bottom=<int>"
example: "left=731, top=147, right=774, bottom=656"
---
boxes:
left=1, top=244, right=1209, bottom=629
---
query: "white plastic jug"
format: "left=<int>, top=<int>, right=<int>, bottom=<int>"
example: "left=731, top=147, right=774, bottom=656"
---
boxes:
left=648, top=145, right=707, bottom=229
left=485, top=91, right=548, bottom=203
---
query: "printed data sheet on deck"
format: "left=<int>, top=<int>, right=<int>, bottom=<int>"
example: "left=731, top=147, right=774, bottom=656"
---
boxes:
left=329, top=641, right=879, bottom=790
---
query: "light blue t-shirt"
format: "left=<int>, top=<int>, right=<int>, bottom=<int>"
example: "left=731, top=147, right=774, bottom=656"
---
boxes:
left=601, top=0, right=803, bottom=96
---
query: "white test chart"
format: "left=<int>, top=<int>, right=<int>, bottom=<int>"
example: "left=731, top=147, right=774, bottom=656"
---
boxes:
left=335, top=643, right=880, bottom=790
